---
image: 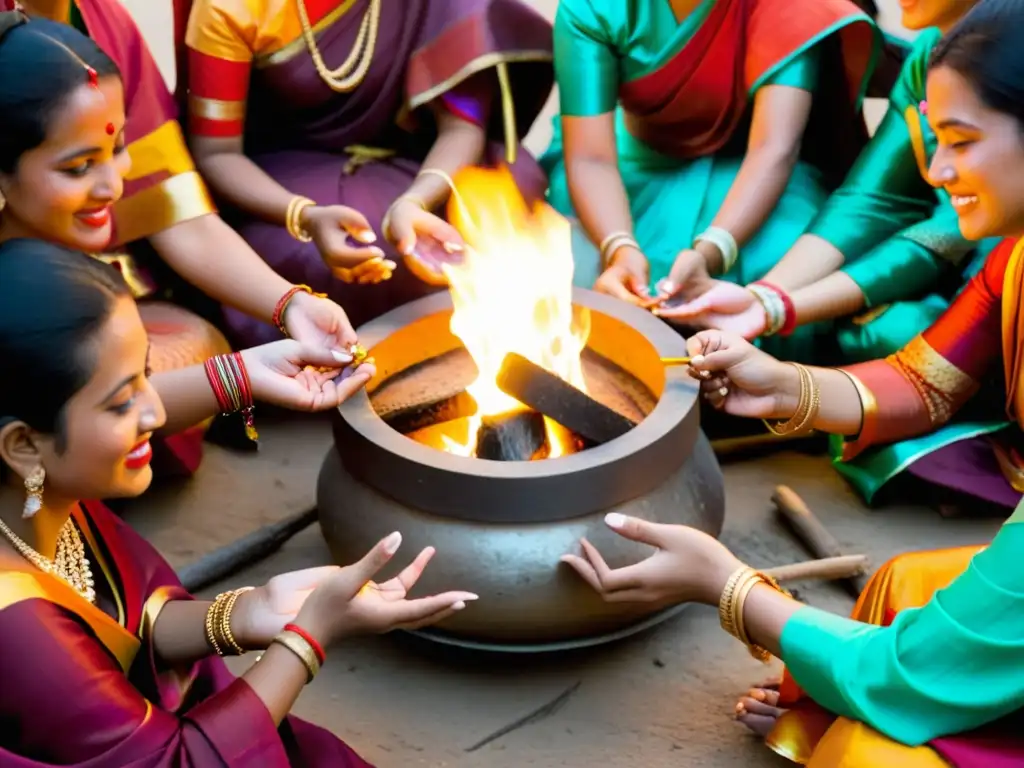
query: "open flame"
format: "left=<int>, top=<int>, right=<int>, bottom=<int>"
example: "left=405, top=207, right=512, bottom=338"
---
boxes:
left=440, top=166, right=591, bottom=458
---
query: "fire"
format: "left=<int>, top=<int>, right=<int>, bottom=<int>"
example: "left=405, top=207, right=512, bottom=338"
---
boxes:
left=439, top=166, right=590, bottom=458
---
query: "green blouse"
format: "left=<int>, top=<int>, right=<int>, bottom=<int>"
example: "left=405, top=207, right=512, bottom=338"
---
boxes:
left=782, top=510, right=1024, bottom=745
left=554, top=0, right=821, bottom=120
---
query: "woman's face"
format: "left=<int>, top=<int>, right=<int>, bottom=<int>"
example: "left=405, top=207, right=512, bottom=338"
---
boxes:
left=899, top=0, right=974, bottom=31
left=33, top=296, right=166, bottom=502
left=926, top=66, right=1024, bottom=241
left=0, top=76, right=130, bottom=253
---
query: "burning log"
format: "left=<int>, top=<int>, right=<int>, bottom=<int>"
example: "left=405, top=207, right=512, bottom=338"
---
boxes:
left=475, top=410, right=547, bottom=461
left=496, top=353, right=638, bottom=446
left=378, top=390, right=478, bottom=434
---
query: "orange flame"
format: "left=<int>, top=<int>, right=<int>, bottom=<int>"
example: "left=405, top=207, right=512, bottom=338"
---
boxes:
left=440, top=166, right=590, bottom=457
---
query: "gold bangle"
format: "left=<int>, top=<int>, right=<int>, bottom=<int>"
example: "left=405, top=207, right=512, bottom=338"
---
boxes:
left=599, top=232, right=640, bottom=270
left=272, top=630, right=321, bottom=683
left=206, top=587, right=253, bottom=657
left=417, top=167, right=456, bottom=192
left=204, top=598, right=223, bottom=656
left=219, top=587, right=253, bottom=656
left=286, top=196, right=316, bottom=243
left=719, top=567, right=781, bottom=663
left=764, top=364, right=817, bottom=436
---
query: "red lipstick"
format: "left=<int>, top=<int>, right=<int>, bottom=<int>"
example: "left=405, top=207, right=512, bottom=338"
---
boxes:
left=124, top=439, right=152, bottom=470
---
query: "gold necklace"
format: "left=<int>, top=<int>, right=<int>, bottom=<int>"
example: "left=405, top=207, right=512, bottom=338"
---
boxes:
left=295, top=0, right=380, bottom=93
left=0, top=516, right=96, bottom=604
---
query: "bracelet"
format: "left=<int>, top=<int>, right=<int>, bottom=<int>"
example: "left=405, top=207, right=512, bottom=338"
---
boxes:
left=718, top=566, right=782, bottom=663
left=763, top=363, right=820, bottom=436
left=747, top=283, right=788, bottom=336
left=203, top=352, right=258, bottom=442
left=283, top=622, right=326, bottom=665
left=272, top=284, right=326, bottom=336
left=285, top=196, right=316, bottom=243
left=417, top=167, right=457, bottom=192
left=204, top=586, right=255, bottom=657
left=598, top=231, right=641, bottom=270
left=753, top=281, right=797, bottom=336
left=272, top=630, right=322, bottom=683
left=694, top=226, right=739, bottom=273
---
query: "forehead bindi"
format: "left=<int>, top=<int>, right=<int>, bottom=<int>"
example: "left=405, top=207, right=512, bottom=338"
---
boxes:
left=40, top=78, right=125, bottom=152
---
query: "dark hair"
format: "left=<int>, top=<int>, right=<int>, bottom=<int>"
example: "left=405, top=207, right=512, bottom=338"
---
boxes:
left=929, top=0, right=1024, bottom=128
left=0, top=12, right=121, bottom=174
left=0, top=240, right=130, bottom=462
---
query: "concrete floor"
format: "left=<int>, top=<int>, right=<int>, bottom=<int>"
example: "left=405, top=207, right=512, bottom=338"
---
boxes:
left=123, top=418, right=1000, bottom=768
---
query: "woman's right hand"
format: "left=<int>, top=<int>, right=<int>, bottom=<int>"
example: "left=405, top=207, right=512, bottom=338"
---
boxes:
left=657, top=282, right=769, bottom=339
left=293, top=532, right=478, bottom=646
left=685, top=330, right=801, bottom=419
left=594, top=247, right=652, bottom=305
left=302, top=205, right=395, bottom=284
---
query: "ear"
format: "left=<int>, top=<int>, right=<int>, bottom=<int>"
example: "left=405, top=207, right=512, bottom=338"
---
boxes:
left=0, top=419, right=43, bottom=482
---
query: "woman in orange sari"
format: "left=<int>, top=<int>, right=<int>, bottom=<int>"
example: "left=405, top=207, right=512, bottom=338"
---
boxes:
left=563, top=3, right=1024, bottom=763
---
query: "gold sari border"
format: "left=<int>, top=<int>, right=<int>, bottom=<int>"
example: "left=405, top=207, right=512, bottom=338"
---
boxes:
left=407, top=50, right=553, bottom=113
left=125, top=120, right=196, bottom=181
left=113, top=171, right=216, bottom=246
left=889, top=335, right=976, bottom=427
left=253, top=0, right=359, bottom=69
left=74, top=509, right=126, bottom=627
left=139, top=585, right=180, bottom=643
left=903, top=106, right=931, bottom=183
left=189, top=94, right=246, bottom=122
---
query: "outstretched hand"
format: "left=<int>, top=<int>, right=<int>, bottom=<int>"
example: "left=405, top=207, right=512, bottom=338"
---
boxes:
left=655, top=281, right=768, bottom=338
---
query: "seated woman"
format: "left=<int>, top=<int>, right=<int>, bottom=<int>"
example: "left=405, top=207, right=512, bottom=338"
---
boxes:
left=539, top=0, right=878, bottom=362
left=561, top=6, right=1024, bottom=763
left=665, top=0, right=1002, bottom=369
left=184, top=0, right=555, bottom=346
left=0, top=10, right=361, bottom=477
left=0, top=238, right=476, bottom=765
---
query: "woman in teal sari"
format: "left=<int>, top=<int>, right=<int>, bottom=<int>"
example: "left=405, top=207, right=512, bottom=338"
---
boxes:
left=539, top=0, right=878, bottom=361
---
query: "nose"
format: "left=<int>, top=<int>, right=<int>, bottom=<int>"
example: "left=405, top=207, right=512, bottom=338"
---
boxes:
left=927, top=145, right=955, bottom=189
left=91, top=159, right=124, bottom=204
left=139, top=380, right=167, bottom=434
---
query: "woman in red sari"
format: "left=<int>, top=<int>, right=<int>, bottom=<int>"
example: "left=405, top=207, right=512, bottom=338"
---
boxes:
left=185, top=0, right=555, bottom=346
left=0, top=238, right=477, bottom=766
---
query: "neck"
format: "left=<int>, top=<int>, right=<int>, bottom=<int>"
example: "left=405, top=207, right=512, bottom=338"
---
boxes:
left=17, top=0, right=72, bottom=22
left=0, top=487, right=76, bottom=561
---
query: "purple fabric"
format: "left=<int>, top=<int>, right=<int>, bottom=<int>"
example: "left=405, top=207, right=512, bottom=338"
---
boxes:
left=933, top=712, right=1024, bottom=767
left=221, top=0, right=554, bottom=346
left=905, top=437, right=1023, bottom=510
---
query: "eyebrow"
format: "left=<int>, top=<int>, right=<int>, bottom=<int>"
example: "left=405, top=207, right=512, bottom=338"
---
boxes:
left=55, top=127, right=126, bottom=164
left=935, top=119, right=981, bottom=131
left=101, top=345, right=151, bottom=403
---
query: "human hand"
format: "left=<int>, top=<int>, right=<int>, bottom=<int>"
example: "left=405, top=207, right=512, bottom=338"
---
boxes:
left=594, top=247, right=651, bottom=306
left=294, top=532, right=478, bottom=646
left=653, top=249, right=715, bottom=310
left=302, top=204, right=396, bottom=284
left=385, top=198, right=465, bottom=287
left=282, top=290, right=358, bottom=350
left=655, top=281, right=767, bottom=338
left=685, top=330, right=800, bottom=419
left=561, top=513, right=744, bottom=607
left=231, top=566, right=343, bottom=649
left=240, top=340, right=376, bottom=412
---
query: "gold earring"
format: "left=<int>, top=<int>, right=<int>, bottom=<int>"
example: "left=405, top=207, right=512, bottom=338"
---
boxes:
left=22, top=467, right=44, bottom=519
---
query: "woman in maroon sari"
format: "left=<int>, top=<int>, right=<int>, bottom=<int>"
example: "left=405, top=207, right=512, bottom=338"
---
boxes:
left=0, top=239, right=477, bottom=766
left=185, top=0, right=555, bottom=346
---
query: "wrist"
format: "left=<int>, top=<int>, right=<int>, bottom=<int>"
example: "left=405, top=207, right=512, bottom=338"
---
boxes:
left=771, top=362, right=803, bottom=420
left=609, top=245, right=646, bottom=271
left=693, top=239, right=724, bottom=274
left=699, top=551, right=746, bottom=606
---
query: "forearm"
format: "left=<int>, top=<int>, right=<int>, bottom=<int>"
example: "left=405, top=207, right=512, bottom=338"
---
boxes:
left=790, top=271, right=867, bottom=326
left=565, top=156, right=636, bottom=253
left=151, top=599, right=216, bottom=666
left=404, top=110, right=488, bottom=209
left=149, top=214, right=291, bottom=323
left=193, top=151, right=301, bottom=227
left=151, top=364, right=219, bottom=434
left=759, top=234, right=848, bottom=291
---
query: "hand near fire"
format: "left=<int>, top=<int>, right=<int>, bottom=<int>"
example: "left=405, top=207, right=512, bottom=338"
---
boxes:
left=561, top=513, right=743, bottom=607
left=594, top=247, right=652, bottom=306
left=239, top=340, right=376, bottom=412
left=649, top=249, right=716, bottom=319
left=384, top=197, right=466, bottom=286
left=654, top=281, right=768, bottom=338
left=303, top=204, right=396, bottom=285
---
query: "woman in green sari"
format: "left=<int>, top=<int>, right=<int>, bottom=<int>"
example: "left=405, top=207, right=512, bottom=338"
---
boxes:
left=539, top=0, right=878, bottom=361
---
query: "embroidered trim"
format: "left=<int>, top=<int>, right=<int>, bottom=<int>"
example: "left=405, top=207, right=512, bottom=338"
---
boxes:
left=886, top=335, right=974, bottom=426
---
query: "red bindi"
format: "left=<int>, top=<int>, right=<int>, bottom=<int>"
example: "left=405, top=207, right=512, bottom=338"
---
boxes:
left=86, top=66, right=98, bottom=88
left=106, top=123, right=115, bottom=135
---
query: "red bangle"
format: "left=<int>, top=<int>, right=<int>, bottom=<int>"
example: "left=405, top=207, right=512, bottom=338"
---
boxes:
left=204, top=356, right=234, bottom=413
left=753, top=281, right=797, bottom=337
left=283, top=622, right=326, bottom=665
left=272, top=286, right=308, bottom=336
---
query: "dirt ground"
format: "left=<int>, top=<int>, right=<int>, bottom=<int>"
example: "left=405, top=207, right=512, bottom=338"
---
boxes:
left=123, top=417, right=1000, bottom=768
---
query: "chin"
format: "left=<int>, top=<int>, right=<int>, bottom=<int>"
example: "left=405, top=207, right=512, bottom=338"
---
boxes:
left=66, top=225, right=114, bottom=254
left=957, top=213, right=996, bottom=242
left=107, top=467, right=154, bottom=499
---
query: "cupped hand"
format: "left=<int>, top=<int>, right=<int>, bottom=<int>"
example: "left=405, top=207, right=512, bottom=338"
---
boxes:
left=561, top=513, right=743, bottom=607
left=282, top=290, right=358, bottom=350
left=653, top=249, right=715, bottom=308
left=385, top=199, right=465, bottom=286
left=594, top=248, right=651, bottom=305
left=294, top=532, right=478, bottom=646
left=684, top=330, right=799, bottom=419
left=303, top=204, right=395, bottom=284
left=655, top=281, right=767, bottom=339
left=240, top=340, right=376, bottom=412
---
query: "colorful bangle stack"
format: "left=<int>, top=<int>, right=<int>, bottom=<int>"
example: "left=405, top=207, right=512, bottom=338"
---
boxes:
left=598, top=231, right=641, bottom=270
left=763, top=363, right=820, bottom=436
left=286, top=196, right=316, bottom=243
left=204, top=586, right=254, bottom=657
left=272, top=284, right=326, bottom=336
left=719, top=566, right=783, bottom=663
left=747, top=281, right=796, bottom=336
left=694, top=226, right=739, bottom=274
left=204, top=352, right=258, bottom=442
left=272, top=624, right=325, bottom=683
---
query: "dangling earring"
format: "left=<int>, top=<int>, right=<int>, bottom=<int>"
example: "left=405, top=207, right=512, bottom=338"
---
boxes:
left=0, top=191, right=6, bottom=212
left=22, top=467, right=44, bottom=519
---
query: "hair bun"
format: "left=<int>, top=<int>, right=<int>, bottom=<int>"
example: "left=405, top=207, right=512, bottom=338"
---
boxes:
left=0, top=10, right=27, bottom=42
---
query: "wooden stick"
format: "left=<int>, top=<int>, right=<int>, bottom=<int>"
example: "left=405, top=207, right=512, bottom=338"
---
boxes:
left=771, top=485, right=869, bottom=599
left=763, top=555, right=869, bottom=584
left=660, top=356, right=691, bottom=366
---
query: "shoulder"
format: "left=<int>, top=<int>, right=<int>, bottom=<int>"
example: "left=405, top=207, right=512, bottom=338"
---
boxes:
left=186, top=0, right=263, bottom=55
left=555, top=0, right=623, bottom=43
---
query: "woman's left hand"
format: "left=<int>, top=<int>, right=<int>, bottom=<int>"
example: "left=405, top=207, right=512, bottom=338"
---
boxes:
left=561, top=513, right=743, bottom=607
left=231, top=566, right=343, bottom=650
left=385, top=199, right=466, bottom=286
left=282, top=291, right=358, bottom=352
left=240, top=340, right=376, bottom=412
left=654, top=249, right=715, bottom=314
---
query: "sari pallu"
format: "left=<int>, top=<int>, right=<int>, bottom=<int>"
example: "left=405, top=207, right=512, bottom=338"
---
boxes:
left=186, top=0, right=554, bottom=347
left=0, top=500, right=372, bottom=767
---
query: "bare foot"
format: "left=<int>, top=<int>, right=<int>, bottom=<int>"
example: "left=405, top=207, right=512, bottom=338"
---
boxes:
left=734, top=677, right=787, bottom=737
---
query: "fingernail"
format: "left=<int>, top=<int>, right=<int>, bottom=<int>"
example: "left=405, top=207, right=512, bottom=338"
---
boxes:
left=691, top=354, right=705, bottom=366
left=383, top=531, right=402, bottom=554
left=605, top=512, right=626, bottom=529
left=700, top=370, right=711, bottom=380
left=463, top=594, right=480, bottom=601
left=718, top=386, right=729, bottom=397
left=659, top=281, right=675, bottom=295
left=451, top=601, right=467, bottom=610
left=443, top=241, right=463, bottom=253
left=382, top=260, right=398, bottom=270
left=355, top=229, right=377, bottom=244
left=331, top=350, right=354, bottom=363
